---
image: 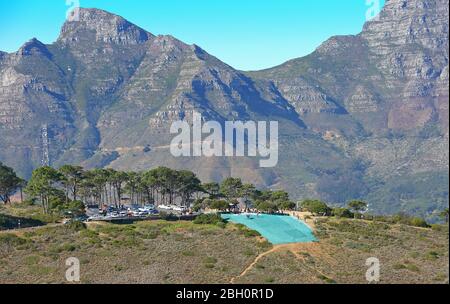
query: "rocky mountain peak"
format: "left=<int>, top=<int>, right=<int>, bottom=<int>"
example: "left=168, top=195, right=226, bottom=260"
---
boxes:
left=17, top=38, right=51, bottom=58
left=361, top=0, right=449, bottom=50
left=58, top=8, right=154, bottom=45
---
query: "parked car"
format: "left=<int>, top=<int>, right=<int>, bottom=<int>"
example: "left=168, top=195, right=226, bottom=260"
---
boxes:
left=171, top=205, right=187, bottom=212
left=158, top=205, right=172, bottom=210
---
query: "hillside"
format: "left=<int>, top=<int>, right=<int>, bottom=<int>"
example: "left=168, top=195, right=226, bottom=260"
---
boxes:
left=0, top=0, right=448, bottom=220
left=0, top=217, right=448, bottom=284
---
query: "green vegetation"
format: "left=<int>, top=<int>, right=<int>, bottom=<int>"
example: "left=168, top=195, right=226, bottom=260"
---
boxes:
left=193, top=214, right=226, bottom=226
left=234, top=218, right=448, bottom=284
left=2, top=164, right=442, bottom=233
left=0, top=162, right=23, bottom=204
left=0, top=220, right=268, bottom=284
left=298, top=199, right=436, bottom=229
left=300, top=199, right=332, bottom=216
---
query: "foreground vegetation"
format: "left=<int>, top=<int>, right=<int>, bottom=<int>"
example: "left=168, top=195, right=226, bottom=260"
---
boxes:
left=0, top=219, right=271, bottom=284
left=1, top=162, right=297, bottom=219
left=0, top=216, right=447, bottom=284
left=233, top=218, right=449, bottom=284
left=2, top=162, right=447, bottom=232
left=1, top=162, right=448, bottom=284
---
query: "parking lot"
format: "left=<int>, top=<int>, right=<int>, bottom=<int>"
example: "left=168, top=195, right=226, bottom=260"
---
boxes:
left=85, top=204, right=192, bottom=222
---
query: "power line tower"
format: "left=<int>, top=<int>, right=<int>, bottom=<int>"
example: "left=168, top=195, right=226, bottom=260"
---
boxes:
left=41, top=124, right=50, bottom=166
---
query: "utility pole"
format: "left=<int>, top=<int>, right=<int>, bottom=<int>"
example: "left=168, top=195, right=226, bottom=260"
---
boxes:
left=41, top=124, right=50, bottom=166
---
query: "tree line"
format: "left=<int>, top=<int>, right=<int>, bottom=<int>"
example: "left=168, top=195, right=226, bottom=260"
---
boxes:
left=0, top=163, right=296, bottom=215
left=1, top=162, right=449, bottom=224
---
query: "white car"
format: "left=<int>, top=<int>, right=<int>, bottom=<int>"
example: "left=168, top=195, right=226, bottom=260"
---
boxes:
left=139, top=206, right=154, bottom=212
left=158, top=205, right=172, bottom=210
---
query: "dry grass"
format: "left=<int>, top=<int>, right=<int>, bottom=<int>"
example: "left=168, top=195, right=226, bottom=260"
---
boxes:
left=0, top=214, right=448, bottom=284
left=234, top=218, right=449, bottom=284
left=0, top=220, right=270, bottom=284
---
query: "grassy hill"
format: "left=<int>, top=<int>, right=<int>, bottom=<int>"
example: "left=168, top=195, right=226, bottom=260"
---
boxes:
left=0, top=215, right=447, bottom=284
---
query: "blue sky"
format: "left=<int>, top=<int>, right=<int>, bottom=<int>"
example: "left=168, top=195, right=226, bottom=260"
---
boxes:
left=0, top=0, right=384, bottom=71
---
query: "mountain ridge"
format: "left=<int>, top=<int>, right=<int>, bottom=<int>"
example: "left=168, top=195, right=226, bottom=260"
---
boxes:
left=0, top=1, right=448, bottom=221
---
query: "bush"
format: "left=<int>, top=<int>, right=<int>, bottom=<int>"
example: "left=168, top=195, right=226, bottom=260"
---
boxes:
left=409, top=217, right=430, bottom=228
left=431, top=224, right=446, bottom=232
left=65, top=220, right=86, bottom=232
left=159, top=212, right=179, bottom=221
left=0, top=214, right=44, bottom=230
left=391, top=213, right=430, bottom=228
left=194, top=213, right=225, bottom=225
left=216, top=221, right=227, bottom=229
left=0, top=234, right=27, bottom=246
left=332, top=208, right=354, bottom=218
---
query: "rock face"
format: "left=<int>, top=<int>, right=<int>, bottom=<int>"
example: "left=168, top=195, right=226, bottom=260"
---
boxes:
left=0, top=1, right=448, bottom=220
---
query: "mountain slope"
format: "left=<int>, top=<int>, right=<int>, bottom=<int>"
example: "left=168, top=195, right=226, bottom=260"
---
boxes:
left=0, top=1, right=448, bottom=220
left=249, top=0, right=449, bottom=219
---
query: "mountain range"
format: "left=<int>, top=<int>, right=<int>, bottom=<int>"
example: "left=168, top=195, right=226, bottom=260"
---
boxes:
left=0, top=0, right=448, bottom=221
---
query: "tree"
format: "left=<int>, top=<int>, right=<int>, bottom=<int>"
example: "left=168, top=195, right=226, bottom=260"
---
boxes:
left=209, top=199, right=229, bottom=212
left=277, top=200, right=296, bottom=211
left=348, top=200, right=368, bottom=218
left=271, top=190, right=294, bottom=211
left=59, top=165, right=84, bottom=203
left=152, top=167, right=178, bottom=205
left=332, top=208, right=354, bottom=218
left=125, top=171, right=142, bottom=205
left=202, top=182, right=221, bottom=199
left=300, top=199, right=331, bottom=216
left=254, top=201, right=278, bottom=213
left=240, top=184, right=256, bottom=211
left=220, top=177, right=243, bottom=203
left=176, top=170, right=202, bottom=207
left=111, top=171, right=129, bottom=207
left=17, top=178, right=27, bottom=203
left=439, top=208, right=449, bottom=224
left=142, top=169, right=160, bottom=204
left=89, top=169, right=109, bottom=206
left=0, top=162, right=21, bottom=204
left=25, top=167, right=63, bottom=213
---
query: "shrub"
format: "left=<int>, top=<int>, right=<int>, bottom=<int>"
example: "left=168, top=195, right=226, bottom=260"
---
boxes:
left=332, top=208, right=354, bottom=218
left=265, top=277, right=275, bottom=283
left=243, top=229, right=261, bottom=238
left=409, top=217, right=430, bottom=228
left=194, top=213, right=225, bottom=225
left=425, top=251, right=440, bottom=260
left=203, top=257, right=218, bottom=264
left=65, top=220, right=86, bottom=232
left=159, top=212, right=179, bottom=221
left=392, top=213, right=430, bottom=228
left=216, top=221, right=227, bottom=229
left=0, top=234, right=27, bottom=246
